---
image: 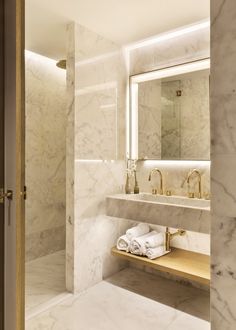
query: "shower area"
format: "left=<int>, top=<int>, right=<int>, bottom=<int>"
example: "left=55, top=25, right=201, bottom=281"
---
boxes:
left=25, top=50, right=67, bottom=317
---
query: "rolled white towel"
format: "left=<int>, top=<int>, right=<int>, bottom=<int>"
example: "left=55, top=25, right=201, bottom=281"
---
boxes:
left=126, top=223, right=150, bottom=241
left=146, top=245, right=169, bottom=260
left=130, top=231, right=156, bottom=256
left=117, top=235, right=130, bottom=252
left=145, top=232, right=165, bottom=248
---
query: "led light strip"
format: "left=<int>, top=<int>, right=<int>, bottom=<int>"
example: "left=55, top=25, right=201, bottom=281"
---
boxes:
left=125, top=20, right=210, bottom=51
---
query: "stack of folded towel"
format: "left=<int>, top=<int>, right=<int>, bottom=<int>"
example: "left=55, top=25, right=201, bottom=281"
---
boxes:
left=117, top=223, right=169, bottom=260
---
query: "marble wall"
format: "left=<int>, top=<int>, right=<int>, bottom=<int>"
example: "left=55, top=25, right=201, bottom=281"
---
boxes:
left=133, top=161, right=210, bottom=202
left=211, top=1, right=236, bottom=329
left=25, top=51, right=67, bottom=261
left=66, top=23, right=127, bottom=293
left=129, top=24, right=210, bottom=76
left=127, top=24, right=211, bottom=257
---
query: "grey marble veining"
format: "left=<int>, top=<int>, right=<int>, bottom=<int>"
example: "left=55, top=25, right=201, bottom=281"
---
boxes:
left=66, top=23, right=127, bottom=293
left=25, top=51, right=67, bottom=260
left=211, top=0, right=236, bottom=329
left=106, top=194, right=210, bottom=234
left=26, top=268, right=210, bottom=330
left=129, top=25, right=210, bottom=76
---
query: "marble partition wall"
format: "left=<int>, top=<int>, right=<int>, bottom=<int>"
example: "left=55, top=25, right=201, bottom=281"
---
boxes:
left=25, top=51, right=67, bottom=261
left=211, top=1, right=236, bottom=328
left=66, top=23, right=127, bottom=293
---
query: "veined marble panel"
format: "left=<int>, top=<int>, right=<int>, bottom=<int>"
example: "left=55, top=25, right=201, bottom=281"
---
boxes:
left=25, top=51, right=66, bottom=260
left=73, top=160, right=128, bottom=292
left=66, top=22, right=127, bottom=293
left=129, top=26, right=210, bottom=76
left=211, top=0, right=236, bottom=329
left=74, top=88, right=118, bottom=159
left=73, top=23, right=126, bottom=160
left=106, top=195, right=210, bottom=233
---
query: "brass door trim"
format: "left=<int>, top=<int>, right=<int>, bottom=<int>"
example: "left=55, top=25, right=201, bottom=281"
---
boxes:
left=16, top=0, right=25, bottom=328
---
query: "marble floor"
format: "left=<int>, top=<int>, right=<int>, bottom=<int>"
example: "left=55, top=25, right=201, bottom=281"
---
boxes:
left=25, top=250, right=66, bottom=317
left=26, top=268, right=210, bottom=330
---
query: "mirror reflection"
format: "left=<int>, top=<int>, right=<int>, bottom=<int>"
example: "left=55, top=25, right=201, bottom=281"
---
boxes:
left=133, top=66, right=210, bottom=160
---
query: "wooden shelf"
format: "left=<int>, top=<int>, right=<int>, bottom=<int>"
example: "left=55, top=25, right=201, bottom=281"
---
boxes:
left=111, top=247, right=210, bottom=286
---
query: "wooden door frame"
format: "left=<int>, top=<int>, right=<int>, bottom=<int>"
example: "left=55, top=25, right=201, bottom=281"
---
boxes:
left=0, top=0, right=5, bottom=328
left=16, top=0, right=25, bottom=328
left=4, top=0, right=25, bottom=329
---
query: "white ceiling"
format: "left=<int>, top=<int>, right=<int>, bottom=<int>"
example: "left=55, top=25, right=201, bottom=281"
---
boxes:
left=26, top=0, right=210, bottom=60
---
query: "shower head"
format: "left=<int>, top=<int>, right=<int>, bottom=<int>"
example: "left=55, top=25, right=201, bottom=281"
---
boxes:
left=56, top=59, right=66, bottom=70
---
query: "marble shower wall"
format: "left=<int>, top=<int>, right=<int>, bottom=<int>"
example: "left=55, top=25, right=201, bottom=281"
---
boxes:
left=66, top=23, right=127, bottom=293
left=25, top=51, right=67, bottom=261
left=211, top=1, right=236, bottom=329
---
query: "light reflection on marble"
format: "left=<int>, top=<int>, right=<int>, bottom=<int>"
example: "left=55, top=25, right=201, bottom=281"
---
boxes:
left=136, top=161, right=210, bottom=198
left=25, top=250, right=66, bottom=314
left=129, top=26, right=210, bottom=76
left=26, top=268, right=210, bottom=330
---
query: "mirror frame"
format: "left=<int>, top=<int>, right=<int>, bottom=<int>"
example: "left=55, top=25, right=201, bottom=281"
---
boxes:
left=128, top=58, right=210, bottom=160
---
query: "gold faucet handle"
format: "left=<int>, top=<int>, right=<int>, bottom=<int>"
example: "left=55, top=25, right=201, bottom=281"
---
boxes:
left=188, top=192, right=195, bottom=198
left=203, top=192, right=211, bottom=200
left=152, top=188, right=158, bottom=195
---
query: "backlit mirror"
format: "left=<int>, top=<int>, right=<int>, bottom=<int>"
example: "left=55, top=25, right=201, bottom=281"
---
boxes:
left=129, top=59, right=210, bottom=160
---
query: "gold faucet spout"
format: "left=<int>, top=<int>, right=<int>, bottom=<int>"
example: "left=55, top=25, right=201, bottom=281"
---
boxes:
left=187, top=169, right=202, bottom=199
left=148, top=168, right=163, bottom=195
left=165, top=227, right=186, bottom=251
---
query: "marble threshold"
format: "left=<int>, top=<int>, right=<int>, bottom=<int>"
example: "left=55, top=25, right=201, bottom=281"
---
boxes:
left=26, top=268, right=210, bottom=330
left=25, top=250, right=68, bottom=319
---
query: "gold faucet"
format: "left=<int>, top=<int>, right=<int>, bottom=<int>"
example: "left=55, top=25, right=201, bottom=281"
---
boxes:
left=165, top=227, right=186, bottom=251
left=187, top=169, right=202, bottom=199
left=148, top=168, right=163, bottom=195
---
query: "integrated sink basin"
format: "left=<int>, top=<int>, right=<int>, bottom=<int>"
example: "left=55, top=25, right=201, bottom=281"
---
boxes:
left=113, top=193, right=210, bottom=210
left=106, top=193, right=210, bottom=234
